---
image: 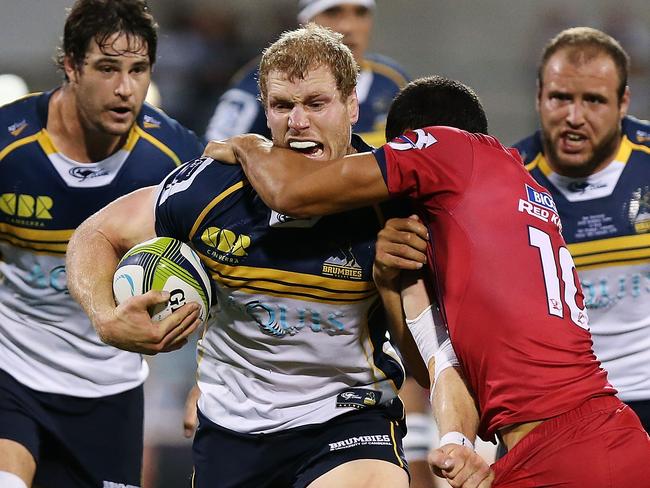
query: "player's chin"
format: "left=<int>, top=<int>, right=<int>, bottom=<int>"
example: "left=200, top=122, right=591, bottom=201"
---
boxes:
left=102, top=120, right=134, bottom=136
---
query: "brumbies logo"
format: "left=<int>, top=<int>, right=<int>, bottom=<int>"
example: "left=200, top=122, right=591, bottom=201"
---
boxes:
left=322, top=244, right=362, bottom=280
left=518, top=184, right=562, bottom=231
left=387, top=128, right=437, bottom=151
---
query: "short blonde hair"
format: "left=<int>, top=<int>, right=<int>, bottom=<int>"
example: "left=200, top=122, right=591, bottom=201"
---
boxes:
left=258, top=23, right=359, bottom=105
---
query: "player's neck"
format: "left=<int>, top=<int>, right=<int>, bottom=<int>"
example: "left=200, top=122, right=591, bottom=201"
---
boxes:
left=47, top=85, right=127, bottom=163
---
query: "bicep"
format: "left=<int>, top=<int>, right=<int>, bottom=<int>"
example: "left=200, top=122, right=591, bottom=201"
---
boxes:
left=94, top=186, right=157, bottom=254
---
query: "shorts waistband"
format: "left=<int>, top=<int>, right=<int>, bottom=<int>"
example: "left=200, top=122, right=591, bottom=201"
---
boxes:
left=494, top=395, right=621, bottom=473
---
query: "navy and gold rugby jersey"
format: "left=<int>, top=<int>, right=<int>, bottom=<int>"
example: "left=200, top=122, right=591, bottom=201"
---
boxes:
left=205, top=53, right=409, bottom=148
left=514, top=115, right=650, bottom=403
left=0, top=90, right=204, bottom=397
left=154, top=135, right=406, bottom=433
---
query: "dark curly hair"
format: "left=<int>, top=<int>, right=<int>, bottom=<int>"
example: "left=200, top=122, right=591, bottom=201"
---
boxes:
left=56, top=0, right=157, bottom=80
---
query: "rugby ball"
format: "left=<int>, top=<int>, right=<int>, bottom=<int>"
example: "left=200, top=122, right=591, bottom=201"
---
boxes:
left=112, top=237, right=212, bottom=322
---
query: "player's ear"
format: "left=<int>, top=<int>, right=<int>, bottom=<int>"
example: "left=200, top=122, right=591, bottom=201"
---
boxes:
left=64, top=55, right=79, bottom=84
left=618, top=85, right=630, bottom=119
left=347, top=90, right=359, bottom=125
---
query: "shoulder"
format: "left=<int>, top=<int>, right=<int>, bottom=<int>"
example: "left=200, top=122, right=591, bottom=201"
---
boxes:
left=0, top=92, right=47, bottom=149
left=622, top=115, right=650, bottom=149
left=158, top=156, right=247, bottom=207
left=511, top=131, right=544, bottom=164
left=135, top=103, right=204, bottom=161
left=361, top=53, right=410, bottom=87
left=227, top=57, right=262, bottom=93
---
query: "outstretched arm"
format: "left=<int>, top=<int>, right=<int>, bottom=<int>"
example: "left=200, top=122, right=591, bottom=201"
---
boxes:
left=374, top=216, right=491, bottom=487
left=66, top=187, right=201, bottom=354
left=203, top=136, right=390, bottom=217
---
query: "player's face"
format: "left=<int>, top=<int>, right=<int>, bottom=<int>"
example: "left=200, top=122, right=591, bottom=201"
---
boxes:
left=537, top=49, right=630, bottom=177
left=265, top=64, right=359, bottom=161
left=310, top=5, right=373, bottom=61
left=65, top=32, right=151, bottom=136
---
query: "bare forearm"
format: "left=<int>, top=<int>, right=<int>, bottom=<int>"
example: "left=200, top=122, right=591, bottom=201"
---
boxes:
left=432, top=367, right=480, bottom=442
left=232, top=135, right=390, bottom=217
left=375, top=282, right=430, bottom=387
left=66, top=187, right=157, bottom=338
left=67, top=213, right=121, bottom=333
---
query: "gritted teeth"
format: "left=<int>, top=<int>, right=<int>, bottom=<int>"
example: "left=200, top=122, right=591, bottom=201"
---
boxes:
left=289, top=141, right=318, bottom=149
left=566, top=134, right=583, bottom=141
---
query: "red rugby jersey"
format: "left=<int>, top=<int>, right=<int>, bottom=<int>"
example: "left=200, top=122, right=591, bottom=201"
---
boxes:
left=374, top=127, right=614, bottom=439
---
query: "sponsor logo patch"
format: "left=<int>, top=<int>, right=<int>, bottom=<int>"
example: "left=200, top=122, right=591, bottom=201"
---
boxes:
left=8, top=119, right=27, bottom=137
left=336, top=388, right=381, bottom=409
left=518, top=184, right=562, bottom=231
left=322, top=245, right=362, bottom=280
left=387, top=128, right=437, bottom=151
left=143, top=114, right=160, bottom=129
left=329, top=434, right=392, bottom=451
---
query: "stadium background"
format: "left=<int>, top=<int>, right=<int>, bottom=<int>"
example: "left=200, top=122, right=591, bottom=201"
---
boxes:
left=1, top=0, right=648, bottom=486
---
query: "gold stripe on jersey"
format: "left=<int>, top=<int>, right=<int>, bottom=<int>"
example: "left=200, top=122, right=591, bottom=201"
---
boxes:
left=0, top=223, right=71, bottom=254
left=360, top=59, right=409, bottom=88
left=134, top=125, right=183, bottom=166
left=524, top=153, right=543, bottom=172
left=204, top=259, right=377, bottom=304
left=568, top=233, right=650, bottom=270
left=37, top=130, right=56, bottom=155
left=627, top=138, right=650, bottom=155
left=530, top=136, right=645, bottom=175
left=0, top=131, right=43, bottom=160
left=189, top=181, right=249, bottom=240
left=390, top=421, right=405, bottom=467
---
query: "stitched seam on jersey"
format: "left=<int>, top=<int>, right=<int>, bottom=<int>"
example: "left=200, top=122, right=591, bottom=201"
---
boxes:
left=0, top=130, right=42, bottom=160
left=360, top=59, right=408, bottom=87
left=134, top=125, right=182, bottom=167
left=189, top=181, right=248, bottom=240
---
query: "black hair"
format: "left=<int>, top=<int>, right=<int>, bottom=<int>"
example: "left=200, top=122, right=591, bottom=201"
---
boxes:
left=56, top=0, right=157, bottom=79
left=385, top=75, right=488, bottom=140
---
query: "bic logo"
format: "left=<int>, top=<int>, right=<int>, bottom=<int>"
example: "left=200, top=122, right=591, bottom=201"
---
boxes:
left=201, top=226, right=250, bottom=256
left=0, top=193, right=53, bottom=219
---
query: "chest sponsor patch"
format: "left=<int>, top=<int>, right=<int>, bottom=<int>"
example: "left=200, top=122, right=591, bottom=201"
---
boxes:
left=518, top=184, right=562, bottom=231
left=336, top=388, right=381, bottom=409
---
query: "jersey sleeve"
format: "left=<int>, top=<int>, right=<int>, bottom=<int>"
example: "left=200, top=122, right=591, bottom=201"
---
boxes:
left=154, top=157, right=219, bottom=239
left=373, top=127, right=475, bottom=209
